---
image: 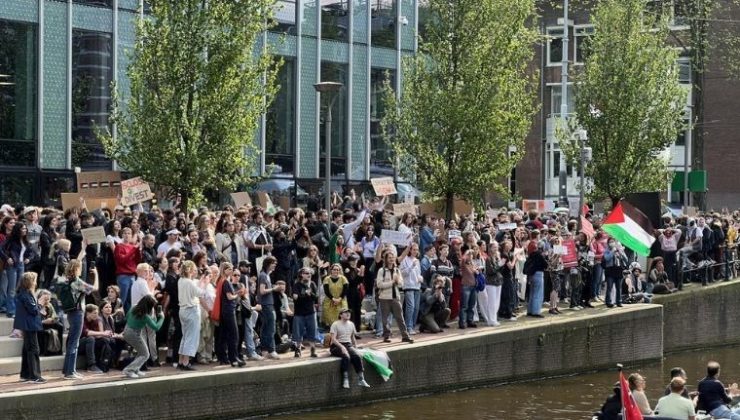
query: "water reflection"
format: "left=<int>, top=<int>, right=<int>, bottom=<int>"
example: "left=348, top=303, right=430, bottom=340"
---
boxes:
left=283, top=345, right=740, bottom=419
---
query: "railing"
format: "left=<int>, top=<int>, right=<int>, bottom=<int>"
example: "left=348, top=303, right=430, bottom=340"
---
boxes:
left=677, top=244, right=739, bottom=287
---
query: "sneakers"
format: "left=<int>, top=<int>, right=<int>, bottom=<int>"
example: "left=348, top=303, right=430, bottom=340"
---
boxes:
left=401, top=337, right=414, bottom=344
left=358, top=379, right=371, bottom=388
left=88, top=366, right=105, bottom=375
left=31, top=377, right=47, bottom=384
left=310, top=347, right=318, bottom=358
left=123, top=371, right=139, bottom=379
left=232, top=359, right=246, bottom=368
left=507, top=316, right=518, bottom=321
left=177, top=363, right=196, bottom=371
left=383, top=338, right=391, bottom=343
left=136, top=370, right=147, bottom=377
left=342, top=378, right=350, bottom=389
left=409, top=329, right=418, bottom=335
left=294, top=348, right=302, bottom=358
left=247, top=354, right=264, bottom=361
left=267, top=352, right=280, bottom=360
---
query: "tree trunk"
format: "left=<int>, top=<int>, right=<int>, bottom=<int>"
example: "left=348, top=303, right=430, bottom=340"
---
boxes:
left=445, top=191, right=455, bottom=221
left=179, top=189, right=189, bottom=213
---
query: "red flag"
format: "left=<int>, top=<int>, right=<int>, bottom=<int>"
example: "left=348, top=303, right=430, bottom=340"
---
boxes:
left=582, top=203, right=590, bottom=216
left=620, top=371, right=644, bottom=420
left=581, top=216, right=595, bottom=239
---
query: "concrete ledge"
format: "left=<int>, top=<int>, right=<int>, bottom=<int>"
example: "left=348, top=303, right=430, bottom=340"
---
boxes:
left=0, top=304, right=663, bottom=420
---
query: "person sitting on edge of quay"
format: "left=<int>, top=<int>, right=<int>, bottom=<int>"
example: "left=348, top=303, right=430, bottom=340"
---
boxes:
left=5, top=193, right=740, bottom=385
left=329, top=308, right=370, bottom=390
left=654, top=377, right=696, bottom=420
left=697, top=361, right=740, bottom=420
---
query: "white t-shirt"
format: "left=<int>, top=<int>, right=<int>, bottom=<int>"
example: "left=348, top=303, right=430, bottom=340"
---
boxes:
left=130, top=277, right=152, bottom=307
left=654, top=392, right=695, bottom=419
left=157, top=240, right=182, bottom=256
left=330, top=320, right=356, bottom=344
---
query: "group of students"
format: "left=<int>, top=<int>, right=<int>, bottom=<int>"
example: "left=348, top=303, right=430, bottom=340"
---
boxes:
left=598, top=362, right=740, bottom=420
left=2, top=197, right=740, bottom=386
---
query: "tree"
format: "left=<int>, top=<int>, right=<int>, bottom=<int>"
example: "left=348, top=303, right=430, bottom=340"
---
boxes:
left=101, top=0, right=279, bottom=210
left=558, top=0, right=687, bottom=206
left=381, top=0, right=539, bottom=219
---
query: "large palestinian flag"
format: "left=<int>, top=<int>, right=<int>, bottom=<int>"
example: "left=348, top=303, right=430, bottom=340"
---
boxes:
left=602, top=200, right=655, bottom=257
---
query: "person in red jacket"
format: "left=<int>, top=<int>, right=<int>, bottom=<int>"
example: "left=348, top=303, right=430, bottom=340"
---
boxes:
left=113, top=227, right=141, bottom=312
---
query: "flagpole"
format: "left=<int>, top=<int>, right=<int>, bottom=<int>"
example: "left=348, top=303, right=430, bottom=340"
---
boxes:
left=617, top=364, right=625, bottom=420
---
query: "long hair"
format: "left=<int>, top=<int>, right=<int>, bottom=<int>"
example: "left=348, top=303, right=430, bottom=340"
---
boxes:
left=131, top=295, right=157, bottom=319
left=65, top=259, right=83, bottom=280
left=7, top=223, right=29, bottom=246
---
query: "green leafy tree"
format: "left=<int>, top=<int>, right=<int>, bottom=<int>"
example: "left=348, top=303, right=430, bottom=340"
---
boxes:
left=381, top=0, right=539, bottom=219
left=101, top=0, right=279, bottom=210
left=558, top=0, right=687, bottom=206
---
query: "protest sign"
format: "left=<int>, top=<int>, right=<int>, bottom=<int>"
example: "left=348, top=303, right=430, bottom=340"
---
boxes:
left=380, top=229, right=412, bottom=247
left=553, top=245, right=567, bottom=255
left=257, top=192, right=277, bottom=213
left=403, top=194, right=414, bottom=204
left=497, top=223, right=517, bottom=231
left=560, top=239, right=578, bottom=268
left=231, top=192, right=252, bottom=209
left=447, top=229, right=462, bottom=239
left=521, top=199, right=555, bottom=213
left=120, top=177, right=154, bottom=206
left=81, top=226, right=106, bottom=244
left=371, top=177, right=397, bottom=196
left=392, top=203, right=417, bottom=215
left=77, top=171, right=121, bottom=198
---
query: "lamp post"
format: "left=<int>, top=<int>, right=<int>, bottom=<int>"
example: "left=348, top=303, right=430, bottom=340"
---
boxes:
left=576, top=128, right=590, bottom=229
left=558, top=0, right=571, bottom=207
left=314, top=81, right=343, bottom=210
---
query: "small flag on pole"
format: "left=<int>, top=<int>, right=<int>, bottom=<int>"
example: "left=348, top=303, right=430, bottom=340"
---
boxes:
left=619, top=368, right=644, bottom=420
left=581, top=216, right=595, bottom=239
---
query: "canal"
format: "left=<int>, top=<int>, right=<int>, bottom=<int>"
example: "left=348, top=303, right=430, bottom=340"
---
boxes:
left=283, top=345, right=740, bottom=419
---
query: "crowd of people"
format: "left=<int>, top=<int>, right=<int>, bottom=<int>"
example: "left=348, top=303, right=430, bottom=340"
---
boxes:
left=0, top=194, right=738, bottom=385
left=598, top=362, right=740, bottom=420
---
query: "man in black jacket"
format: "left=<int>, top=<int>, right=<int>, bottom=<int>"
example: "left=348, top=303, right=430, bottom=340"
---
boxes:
left=697, top=361, right=740, bottom=419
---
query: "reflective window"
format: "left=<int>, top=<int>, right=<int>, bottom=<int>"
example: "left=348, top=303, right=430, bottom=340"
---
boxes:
left=370, top=68, right=395, bottom=178
left=72, top=30, right=113, bottom=170
left=549, top=85, right=575, bottom=117
left=319, top=61, right=348, bottom=179
left=0, top=20, right=37, bottom=167
left=574, top=26, right=593, bottom=64
left=417, top=0, right=431, bottom=43
left=273, top=0, right=298, bottom=35
left=0, top=174, right=33, bottom=205
left=74, top=0, right=113, bottom=7
left=321, top=0, right=349, bottom=42
left=371, top=0, right=396, bottom=48
left=43, top=175, right=75, bottom=208
left=266, top=58, right=296, bottom=178
left=678, top=57, right=691, bottom=84
left=546, top=27, right=564, bottom=66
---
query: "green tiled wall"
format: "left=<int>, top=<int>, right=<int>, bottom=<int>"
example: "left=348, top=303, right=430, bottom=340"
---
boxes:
left=400, top=0, right=415, bottom=51
left=300, top=0, right=318, bottom=37
left=321, top=39, right=348, bottom=63
left=73, top=3, right=113, bottom=33
left=1, top=0, right=38, bottom=22
left=298, top=37, right=318, bottom=178
left=267, top=32, right=298, bottom=57
left=119, top=0, right=140, bottom=11
left=350, top=44, right=368, bottom=180
left=352, top=0, right=368, bottom=44
left=42, top=1, right=69, bottom=169
left=371, top=47, right=396, bottom=69
left=116, top=11, right=137, bottom=109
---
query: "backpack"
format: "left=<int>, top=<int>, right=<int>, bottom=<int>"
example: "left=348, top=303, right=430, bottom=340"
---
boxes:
left=523, top=256, right=536, bottom=276
left=56, top=278, right=82, bottom=312
left=474, top=272, right=486, bottom=292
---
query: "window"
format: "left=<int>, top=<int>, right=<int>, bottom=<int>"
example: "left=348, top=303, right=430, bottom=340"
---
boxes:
left=0, top=174, right=34, bottom=205
left=0, top=20, right=37, bottom=167
left=265, top=58, right=296, bottom=178
left=546, top=27, right=564, bottom=66
left=370, top=68, right=395, bottom=177
left=508, top=147, right=516, bottom=197
left=319, top=61, right=348, bottom=179
left=417, top=0, right=431, bottom=43
left=646, top=1, right=688, bottom=28
left=371, top=0, right=396, bottom=48
left=321, top=0, right=349, bottom=42
left=677, top=57, right=691, bottom=84
left=574, top=26, right=594, bottom=64
left=74, top=0, right=113, bottom=8
left=549, top=85, right=575, bottom=117
left=273, top=1, right=297, bottom=35
left=552, top=150, right=560, bottom=178
left=72, top=30, right=113, bottom=170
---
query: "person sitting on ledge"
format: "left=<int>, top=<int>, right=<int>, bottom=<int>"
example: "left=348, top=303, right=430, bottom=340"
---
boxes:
left=329, top=308, right=370, bottom=389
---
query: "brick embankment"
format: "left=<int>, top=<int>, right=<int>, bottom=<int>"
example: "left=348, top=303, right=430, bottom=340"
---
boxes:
left=0, top=304, right=663, bottom=420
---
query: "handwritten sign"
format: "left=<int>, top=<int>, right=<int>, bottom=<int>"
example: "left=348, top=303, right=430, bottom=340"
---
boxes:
left=392, top=203, right=417, bottom=215
left=231, top=192, right=252, bottom=209
left=447, top=229, right=462, bottom=239
left=61, top=193, right=115, bottom=211
left=380, top=229, right=412, bottom=247
left=81, top=226, right=106, bottom=244
left=553, top=245, right=568, bottom=255
left=486, top=209, right=499, bottom=220
left=521, top=199, right=555, bottom=213
left=120, top=177, right=154, bottom=206
left=371, top=177, right=397, bottom=196
left=497, top=223, right=517, bottom=231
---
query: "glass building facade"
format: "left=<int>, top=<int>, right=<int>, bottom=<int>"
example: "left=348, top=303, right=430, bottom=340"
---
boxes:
left=0, top=0, right=419, bottom=205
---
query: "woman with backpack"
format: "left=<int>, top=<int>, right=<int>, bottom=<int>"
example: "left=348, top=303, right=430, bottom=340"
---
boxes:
left=121, top=295, right=164, bottom=379
left=1, top=223, right=38, bottom=318
left=59, top=255, right=99, bottom=380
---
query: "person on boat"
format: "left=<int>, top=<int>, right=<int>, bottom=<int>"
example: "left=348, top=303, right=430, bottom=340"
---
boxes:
left=628, top=373, right=654, bottom=415
left=664, top=367, right=692, bottom=400
left=697, top=361, right=740, bottom=420
left=596, top=382, right=622, bottom=420
left=654, top=377, right=696, bottom=420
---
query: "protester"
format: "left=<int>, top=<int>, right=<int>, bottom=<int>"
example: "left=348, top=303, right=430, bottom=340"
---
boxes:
left=329, top=308, right=370, bottom=389
left=14, top=272, right=45, bottom=383
left=121, top=295, right=164, bottom=379
left=375, top=249, right=413, bottom=344
left=60, top=258, right=98, bottom=380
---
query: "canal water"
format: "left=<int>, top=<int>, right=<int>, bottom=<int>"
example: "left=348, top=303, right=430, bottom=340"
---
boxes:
left=285, top=345, right=740, bottom=420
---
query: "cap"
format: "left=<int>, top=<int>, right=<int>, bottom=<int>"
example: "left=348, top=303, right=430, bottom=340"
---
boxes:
left=338, top=308, right=351, bottom=316
left=166, top=229, right=180, bottom=236
left=23, top=206, right=37, bottom=215
left=299, top=267, right=314, bottom=275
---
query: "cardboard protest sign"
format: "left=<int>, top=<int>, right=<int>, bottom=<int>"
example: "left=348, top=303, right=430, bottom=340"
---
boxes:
left=120, top=177, right=154, bottom=206
left=81, top=226, right=106, bottom=244
left=370, top=177, right=397, bottom=196
left=277, top=196, right=291, bottom=211
left=392, top=203, right=417, bottom=215
left=257, top=192, right=277, bottom=214
left=231, top=192, right=252, bottom=209
left=77, top=171, right=121, bottom=198
left=417, top=198, right=473, bottom=219
left=380, top=229, right=413, bottom=247
left=61, top=193, right=82, bottom=211
left=521, top=199, right=555, bottom=213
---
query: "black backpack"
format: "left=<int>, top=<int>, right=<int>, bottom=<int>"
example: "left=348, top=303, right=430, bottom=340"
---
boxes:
left=56, top=278, right=83, bottom=312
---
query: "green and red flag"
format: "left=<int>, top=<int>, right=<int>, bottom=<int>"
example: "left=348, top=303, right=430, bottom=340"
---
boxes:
left=602, top=200, right=655, bottom=257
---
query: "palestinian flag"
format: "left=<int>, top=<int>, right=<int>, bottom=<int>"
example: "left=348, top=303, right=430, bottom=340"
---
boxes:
left=358, top=348, right=394, bottom=382
left=602, top=200, right=655, bottom=257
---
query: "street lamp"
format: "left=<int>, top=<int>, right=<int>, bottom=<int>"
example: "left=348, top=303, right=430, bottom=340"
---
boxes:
left=314, top=81, right=343, bottom=210
left=576, top=128, right=590, bottom=229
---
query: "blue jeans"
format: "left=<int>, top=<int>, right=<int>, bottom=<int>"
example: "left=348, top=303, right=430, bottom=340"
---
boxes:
left=292, top=314, right=317, bottom=343
left=605, top=276, right=623, bottom=306
left=527, top=271, right=544, bottom=315
left=711, top=405, right=740, bottom=420
left=4, top=263, right=25, bottom=317
left=403, top=289, right=421, bottom=331
left=63, top=310, right=84, bottom=375
left=117, top=274, right=135, bottom=312
left=591, top=264, right=603, bottom=299
left=244, top=319, right=257, bottom=357
left=259, top=305, right=276, bottom=353
left=0, top=270, right=7, bottom=312
left=459, top=286, right=478, bottom=326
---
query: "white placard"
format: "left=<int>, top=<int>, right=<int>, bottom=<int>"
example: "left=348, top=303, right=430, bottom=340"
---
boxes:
left=380, top=229, right=412, bottom=246
left=497, top=223, right=517, bottom=231
left=447, top=229, right=462, bottom=239
left=553, top=245, right=568, bottom=255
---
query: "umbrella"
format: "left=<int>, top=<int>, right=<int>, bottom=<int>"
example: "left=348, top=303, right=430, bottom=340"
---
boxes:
left=553, top=207, right=569, bottom=214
